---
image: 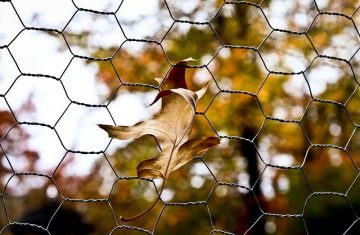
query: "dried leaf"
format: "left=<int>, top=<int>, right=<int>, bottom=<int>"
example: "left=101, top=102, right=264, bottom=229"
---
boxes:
left=99, top=87, right=217, bottom=178
left=98, top=59, right=220, bottom=221
left=158, top=57, right=195, bottom=90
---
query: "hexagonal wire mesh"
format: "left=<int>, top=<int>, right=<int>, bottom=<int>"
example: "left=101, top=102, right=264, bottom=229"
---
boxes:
left=0, top=0, right=360, bottom=234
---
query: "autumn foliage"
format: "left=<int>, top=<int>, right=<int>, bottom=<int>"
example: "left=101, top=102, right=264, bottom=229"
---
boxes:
left=1, top=0, right=360, bottom=235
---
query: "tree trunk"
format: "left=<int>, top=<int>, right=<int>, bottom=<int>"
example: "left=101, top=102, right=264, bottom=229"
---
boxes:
left=237, top=126, right=266, bottom=234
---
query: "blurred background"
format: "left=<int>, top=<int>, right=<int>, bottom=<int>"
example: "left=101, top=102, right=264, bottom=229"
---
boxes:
left=0, top=0, right=360, bottom=234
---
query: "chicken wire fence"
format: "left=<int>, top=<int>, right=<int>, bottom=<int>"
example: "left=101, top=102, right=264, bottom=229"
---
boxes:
left=0, top=0, right=360, bottom=234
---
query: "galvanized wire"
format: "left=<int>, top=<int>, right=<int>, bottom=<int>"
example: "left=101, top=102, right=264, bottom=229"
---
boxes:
left=0, top=0, right=360, bottom=234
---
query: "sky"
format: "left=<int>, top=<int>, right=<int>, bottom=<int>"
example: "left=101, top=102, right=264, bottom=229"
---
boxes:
left=0, top=0, right=163, bottom=178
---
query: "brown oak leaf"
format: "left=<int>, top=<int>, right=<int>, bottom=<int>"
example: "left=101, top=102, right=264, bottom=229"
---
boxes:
left=98, top=59, right=220, bottom=221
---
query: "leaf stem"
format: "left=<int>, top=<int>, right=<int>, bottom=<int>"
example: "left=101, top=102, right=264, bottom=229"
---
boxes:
left=121, top=134, right=182, bottom=221
left=120, top=198, right=160, bottom=222
left=120, top=180, right=166, bottom=222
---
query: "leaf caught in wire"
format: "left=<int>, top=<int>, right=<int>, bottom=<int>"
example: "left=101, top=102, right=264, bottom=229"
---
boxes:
left=98, top=58, right=220, bottom=221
